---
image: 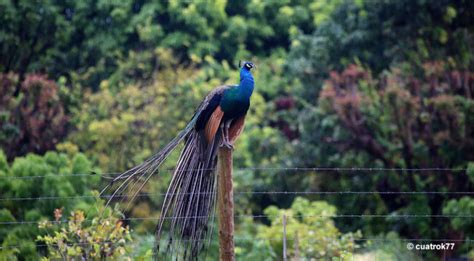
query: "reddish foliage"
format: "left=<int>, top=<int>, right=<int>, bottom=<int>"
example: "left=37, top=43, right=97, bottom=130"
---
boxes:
left=0, top=73, right=68, bottom=159
left=273, top=96, right=299, bottom=140
left=279, top=123, right=299, bottom=140
left=321, top=65, right=367, bottom=146
left=321, top=62, right=474, bottom=167
left=319, top=63, right=474, bottom=247
left=275, top=96, right=296, bottom=111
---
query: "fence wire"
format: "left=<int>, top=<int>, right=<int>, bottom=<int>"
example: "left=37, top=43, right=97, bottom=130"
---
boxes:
left=0, top=191, right=473, bottom=202
left=0, top=166, right=467, bottom=180
left=0, top=166, right=471, bottom=257
left=0, top=213, right=472, bottom=226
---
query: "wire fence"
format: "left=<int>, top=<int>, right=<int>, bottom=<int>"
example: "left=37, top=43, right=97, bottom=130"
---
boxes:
left=1, top=191, right=473, bottom=202
left=0, top=166, right=467, bottom=180
left=1, top=213, right=473, bottom=226
left=0, top=166, right=472, bottom=258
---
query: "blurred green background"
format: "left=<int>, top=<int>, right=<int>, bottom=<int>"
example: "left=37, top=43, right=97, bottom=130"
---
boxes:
left=0, top=0, right=473, bottom=260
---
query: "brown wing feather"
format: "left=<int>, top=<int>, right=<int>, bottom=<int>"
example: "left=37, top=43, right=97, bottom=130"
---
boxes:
left=205, top=106, right=224, bottom=143
left=229, top=115, right=246, bottom=143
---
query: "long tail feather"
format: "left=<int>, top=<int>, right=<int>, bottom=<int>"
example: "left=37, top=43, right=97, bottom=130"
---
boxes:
left=101, top=116, right=197, bottom=210
left=155, top=129, right=221, bottom=259
left=101, top=112, right=222, bottom=260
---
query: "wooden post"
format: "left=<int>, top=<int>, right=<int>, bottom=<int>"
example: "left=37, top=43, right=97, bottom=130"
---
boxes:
left=217, top=147, right=234, bottom=261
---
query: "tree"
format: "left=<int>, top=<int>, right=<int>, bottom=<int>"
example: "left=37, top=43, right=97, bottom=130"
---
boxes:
left=287, top=0, right=474, bottom=100
left=0, top=150, right=101, bottom=259
left=0, top=0, right=343, bottom=90
left=283, top=1, right=474, bottom=257
left=0, top=0, right=136, bottom=88
left=292, top=62, right=473, bottom=258
left=0, top=73, right=68, bottom=160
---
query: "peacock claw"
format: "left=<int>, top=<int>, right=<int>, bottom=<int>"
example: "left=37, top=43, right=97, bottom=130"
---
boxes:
left=220, top=141, right=234, bottom=150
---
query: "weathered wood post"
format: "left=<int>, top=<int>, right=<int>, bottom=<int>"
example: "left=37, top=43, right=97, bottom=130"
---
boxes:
left=217, top=147, right=235, bottom=261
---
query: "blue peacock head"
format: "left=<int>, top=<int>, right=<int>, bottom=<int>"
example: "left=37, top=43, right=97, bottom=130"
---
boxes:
left=240, top=61, right=255, bottom=71
left=238, top=61, right=255, bottom=91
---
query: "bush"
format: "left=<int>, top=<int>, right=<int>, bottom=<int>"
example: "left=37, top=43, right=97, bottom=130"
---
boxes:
left=38, top=205, right=132, bottom=260
left=0, top=74, right=68, bottom=160
left=258, top=197, right=362, bottom=259
left=0, top=150, right=101, bottom=259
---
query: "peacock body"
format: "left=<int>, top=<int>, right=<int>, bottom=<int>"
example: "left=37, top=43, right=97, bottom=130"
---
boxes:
left=103, top=61, right=255, bottom=259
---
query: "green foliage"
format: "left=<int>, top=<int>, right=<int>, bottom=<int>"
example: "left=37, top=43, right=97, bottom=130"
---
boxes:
left=38, top=206, right=132, bottom=260
left=66, top=54, right=221, bottom=171
left=287, top=61, right=473, bottom=245
left=282, top=6, right=473, bottom=256
left=1, top=0, right=473, bottom=259
left=442, top=197, right=474, bottom=259
left=234, top=217, right=276, bottom=260
left=0, top=0, right=136, bottom=87
left=354, top=232, right=421, bottom=261
left=0, top=151, right=100, bottom=259
left=443, top=197, right=474, bottom=233
left=467, top=162, right=474, bottom=183
left=287, top=0, right=474, bottom=99
left=0, top=0, right=338, bottom=90
left=258, top=197, right=362, bottom=259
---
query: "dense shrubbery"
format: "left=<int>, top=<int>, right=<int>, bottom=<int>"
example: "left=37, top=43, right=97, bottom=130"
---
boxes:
left=38, top=205, right=134, bottom=260
left=0, top=74, right=68, bottom=160
left=0, top=151, right=100, bottom=258
left=1, top=0, right=473, bottom=259
left=259, top=197, right=362, bottom=259
left=295, top=62, right=473, bottom=252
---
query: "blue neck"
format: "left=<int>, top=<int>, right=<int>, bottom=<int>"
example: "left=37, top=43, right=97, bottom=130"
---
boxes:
left=239, top=68, right=254, bottom=98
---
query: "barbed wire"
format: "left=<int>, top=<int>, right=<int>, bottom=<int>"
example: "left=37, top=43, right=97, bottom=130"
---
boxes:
left=1, top=166, right=471, bottom=255
left=0, top=166, right=467, bottom=180
left=0, top=190, right=473, bottom=202
left=1, top=213, right=472, bottom=226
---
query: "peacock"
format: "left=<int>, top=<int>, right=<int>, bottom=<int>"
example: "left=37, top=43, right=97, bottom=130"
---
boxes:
left=102, top=61, right=255, bottom=259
